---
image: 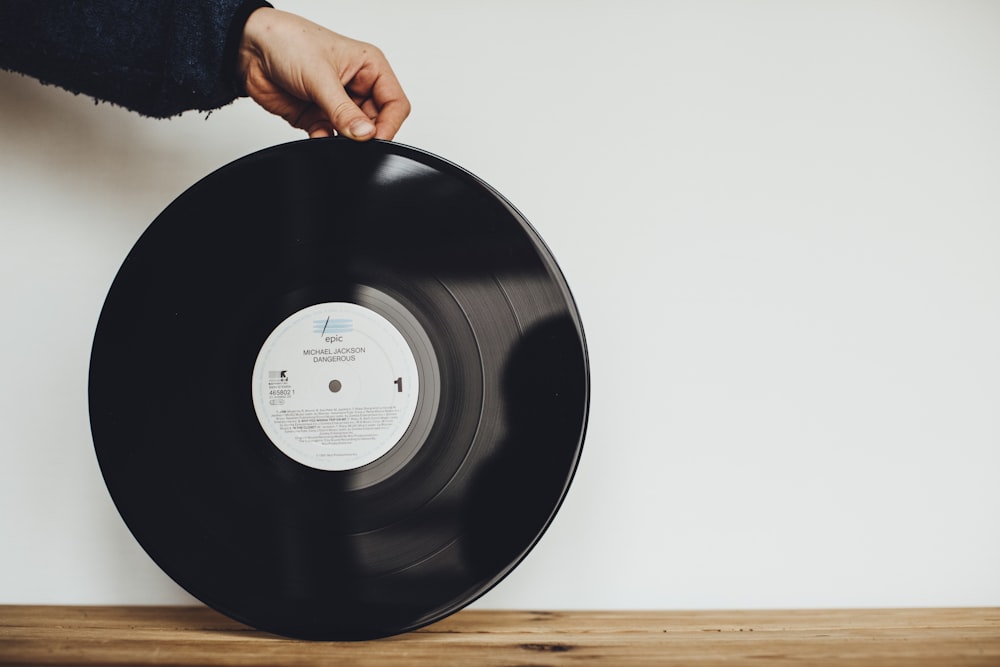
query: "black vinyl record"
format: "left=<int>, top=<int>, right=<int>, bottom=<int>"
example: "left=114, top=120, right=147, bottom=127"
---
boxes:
left=88, top=138, right=589, bottom=640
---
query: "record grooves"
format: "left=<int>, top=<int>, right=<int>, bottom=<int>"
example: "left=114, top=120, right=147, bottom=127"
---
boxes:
left=88, top=138, right=589, bottom=640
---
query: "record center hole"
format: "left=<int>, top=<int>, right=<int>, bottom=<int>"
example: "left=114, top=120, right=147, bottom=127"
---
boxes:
left=328, top=380, right=343, bottom=393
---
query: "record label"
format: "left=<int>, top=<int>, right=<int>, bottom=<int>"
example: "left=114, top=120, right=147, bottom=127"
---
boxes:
left=251, top=301, right=419, bottom=471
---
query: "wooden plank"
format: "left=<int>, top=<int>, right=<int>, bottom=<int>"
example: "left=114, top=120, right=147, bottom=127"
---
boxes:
left=0, top=606, right=998, bottom=666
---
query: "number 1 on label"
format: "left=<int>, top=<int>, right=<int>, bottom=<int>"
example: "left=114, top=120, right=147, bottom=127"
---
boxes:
left=394, top=377, right=403, bottom=392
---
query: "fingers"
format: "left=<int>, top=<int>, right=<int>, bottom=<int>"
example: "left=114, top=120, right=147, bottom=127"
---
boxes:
left=313, top=75, right=409, bottom=141
left=239, top=8, right=409, bottom=140
left=373, top=102, right=409, bottom=140
left=320, top=53, right=409, bottom=141
left=369, top=73, right=411, bottom=141
left=286, top=26, right=409, bottom=141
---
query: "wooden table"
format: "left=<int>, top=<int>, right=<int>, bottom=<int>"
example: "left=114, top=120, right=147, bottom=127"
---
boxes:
left=1, top=606, right=997, bottom=665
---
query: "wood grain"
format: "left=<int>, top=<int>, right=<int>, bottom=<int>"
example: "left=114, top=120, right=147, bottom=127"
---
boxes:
left=1, top=606, right=997, bottom=666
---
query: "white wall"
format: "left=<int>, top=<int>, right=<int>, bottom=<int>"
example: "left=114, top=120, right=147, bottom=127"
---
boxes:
left=2, top=1, right=998, bottom=610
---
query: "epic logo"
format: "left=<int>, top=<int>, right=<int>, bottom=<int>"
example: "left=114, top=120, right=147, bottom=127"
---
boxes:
left=313, top=317, right=353, bottom=339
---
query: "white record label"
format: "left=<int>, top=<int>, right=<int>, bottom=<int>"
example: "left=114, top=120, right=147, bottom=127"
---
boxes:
left=251, top=302, right=419, bottom=471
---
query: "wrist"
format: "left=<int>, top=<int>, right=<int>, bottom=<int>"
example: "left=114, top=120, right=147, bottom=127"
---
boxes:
left=229, top=1, right=274, bottom=95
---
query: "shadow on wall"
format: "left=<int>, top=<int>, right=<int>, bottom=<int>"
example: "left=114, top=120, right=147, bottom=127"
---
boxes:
left=1, top=68, right=142, bottom=161
left=0, top=69, right=237, bottom=226
left=0, top=70, right=257, bottom=605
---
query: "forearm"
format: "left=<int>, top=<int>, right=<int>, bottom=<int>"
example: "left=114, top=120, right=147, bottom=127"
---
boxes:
left=0, top=0, right=270, bottom=117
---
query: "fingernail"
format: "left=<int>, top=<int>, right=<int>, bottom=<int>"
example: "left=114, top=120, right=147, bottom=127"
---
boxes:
left=349, top=119, right=375, bottom=138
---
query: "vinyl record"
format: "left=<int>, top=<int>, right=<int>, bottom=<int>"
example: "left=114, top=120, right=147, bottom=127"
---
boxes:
left=88, top=138, right=589, bottom=640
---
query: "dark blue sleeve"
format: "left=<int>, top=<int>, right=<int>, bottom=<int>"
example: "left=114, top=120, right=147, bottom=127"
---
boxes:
left=0, top=0, right=272, bottom=117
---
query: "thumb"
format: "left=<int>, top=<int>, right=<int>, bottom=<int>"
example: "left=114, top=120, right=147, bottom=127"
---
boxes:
left=316, top=85, right=376, bottom=140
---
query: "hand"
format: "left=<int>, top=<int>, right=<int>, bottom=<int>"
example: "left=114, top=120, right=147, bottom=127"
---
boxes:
left=237, top=8, right=410, bottom=140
